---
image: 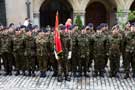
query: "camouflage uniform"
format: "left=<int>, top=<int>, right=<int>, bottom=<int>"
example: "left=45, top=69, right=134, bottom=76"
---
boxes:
left=24, top=33, right=36, bottom=76
left=47, top=32, right=58, bottom=76
left=1, top=32, right=13, bottom=75
left=87, top=31, right=95, bottom=69
left=109, top=31, right=122, bottom=77
left=13, top=33, right=25, bottom=75
left=93, top=32, right=108, bottom=77
left=71, top=31, right=79, bottom=76
left=36, top=32, right=48, bottom=77
left=124, top=31, right=135, bottom=78
left=78, top=33, right=89, bottom=76
left=57, top=32, right=72, bottom=81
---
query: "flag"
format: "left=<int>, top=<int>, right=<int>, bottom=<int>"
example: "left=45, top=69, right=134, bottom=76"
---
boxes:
left=54, top=11, right=63, bottom=55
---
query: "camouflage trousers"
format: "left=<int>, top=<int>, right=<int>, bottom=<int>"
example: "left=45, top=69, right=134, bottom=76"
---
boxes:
left=48, top=54, right=58, bottom=73
left=37, top=55, right=47, bottom=72
left=94, top=55, right=106, bottom=73
left=25, top=55, right=36, bottom=71
left=109, top=54, right=120, bottom=75
left=14, top=53, right=25, bottom=71
left=124, top=51, right=135, bottom=74
left=1, top=52, right=13, bottom=73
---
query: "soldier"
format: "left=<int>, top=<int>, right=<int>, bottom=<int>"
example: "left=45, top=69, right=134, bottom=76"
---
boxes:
left=100, top=23, right=110, bottom=68
left=121, top=23, right=131, bottom=68
left=86, top=23, right=95, bottom=69
left=78, top=28, right=89, bottom=77
left=35, top=31, right=48, bottom=77
left=70, top=25, right=80, bottom=77
left=92, top=26, right=108, bottom=77
left=46, top=29, right=58, bottom=77
left=1, top=29, right=13, bottom=75
left=13, top=29, right=25, bottom=76
left=24, top=31, right=36, bottom=76
left=108, top=27, right=122, bottom=77
left=123, top=23, right=135, bottom=79
left=57, top=25, right=72, bottom=82
left=8, top=27, right=16, bottom=71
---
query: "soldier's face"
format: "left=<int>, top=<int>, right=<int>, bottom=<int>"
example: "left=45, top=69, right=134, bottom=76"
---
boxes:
left=131, top=26, right=134, bottom=32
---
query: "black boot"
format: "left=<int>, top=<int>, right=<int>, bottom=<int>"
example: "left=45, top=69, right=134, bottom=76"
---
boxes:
left=84, top=72, right=89, bottom=77
left=57, top=76, right=63, bottom=82
left=65, top=75, right=71, bottom=81
left=31, top=71, right=35, bottom=77
left=4, top=72, right=9, bottom=76
left=6, top=70, right=12, bottom=76
left=40, top=71, right=46, bottom=78
left=73, top=72, right=77, bottom=77
left=15, top=70, right=20, bottom=76
left=77, top=72, right=82, bottom=77
left=133, top=73, right=135, bottom=78
left=28, top=70, right=31, bottom=76
left=52, top=72, right=58, bottom=77
left=22, top=70, right=26, bottom=76
left=93, top=72, right=98, bottom=77
left=99, top=72, right=104, bottom=77
left=124, top=73, right=129, bottom=79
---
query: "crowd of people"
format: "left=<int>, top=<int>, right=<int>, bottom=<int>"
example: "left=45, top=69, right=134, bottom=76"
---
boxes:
left=0, top=18, right=135, bottom=82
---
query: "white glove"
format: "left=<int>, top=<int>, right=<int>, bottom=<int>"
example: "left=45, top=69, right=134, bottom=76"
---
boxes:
left=54, top=50, right=59, bottom=60
left=67, top=51, right=72, bottom=60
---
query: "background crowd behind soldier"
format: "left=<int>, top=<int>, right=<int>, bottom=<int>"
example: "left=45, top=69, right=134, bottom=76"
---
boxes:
left=0, top=17, right=135, bottom=82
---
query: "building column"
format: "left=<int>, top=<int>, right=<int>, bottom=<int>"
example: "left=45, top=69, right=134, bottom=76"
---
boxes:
left=33, top=12, right=40, bottom=26
left=73, top=10, right=85, bottom=25
left=116, top=9, right=130, bottom=26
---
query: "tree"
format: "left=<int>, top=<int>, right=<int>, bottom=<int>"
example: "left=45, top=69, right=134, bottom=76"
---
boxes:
left=75, top=15, right=83, bottom=30
left=128, top=10, right=135, bottom=22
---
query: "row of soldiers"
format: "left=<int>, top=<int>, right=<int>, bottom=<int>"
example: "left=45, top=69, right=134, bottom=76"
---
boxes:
left=0, top=22, right=135, bottom=82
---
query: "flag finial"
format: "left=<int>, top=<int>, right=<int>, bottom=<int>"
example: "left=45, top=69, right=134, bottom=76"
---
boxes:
left=56, top=10, right=59, bottom=15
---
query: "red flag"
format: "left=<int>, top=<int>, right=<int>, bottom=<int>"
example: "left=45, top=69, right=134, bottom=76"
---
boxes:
left=54, top=11, right=63, bottom=54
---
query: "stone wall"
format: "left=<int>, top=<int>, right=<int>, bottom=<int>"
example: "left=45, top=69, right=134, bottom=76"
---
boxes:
left=4, top=0, right=135, bottom=26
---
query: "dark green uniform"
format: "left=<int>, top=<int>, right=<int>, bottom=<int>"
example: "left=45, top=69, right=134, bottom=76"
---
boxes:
left=87, top=31, right=95, bottom=69
left=1, top=33, right=13, bottom=75
left=93, top=32, right=108, bottom=77
left=124, top=31, right=135, bottom=78
left=57, top=32, right=72, bottom=81
left=71, top=31, right=79, bottom=76
left=36, top=33, right=48, bottom=77
left=13, top=33, right=25, bottom=75
left=109, top=31, right=122, bottom=77
left=47, top=32, right=58, bottom=76
left=24, top=34, right=36, bottom=76
left=78, top=33, right=89, bottom=76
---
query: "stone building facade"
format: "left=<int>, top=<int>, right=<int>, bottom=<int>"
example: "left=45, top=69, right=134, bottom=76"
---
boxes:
left=2, top=0, right=135, bottom=27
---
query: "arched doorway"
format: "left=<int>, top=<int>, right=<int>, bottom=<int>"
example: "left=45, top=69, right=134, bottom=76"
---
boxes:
left=40, top=0, right=73, bottom=27
left=129, top=1, right=135, bottom=22
left=85, top=2, right=107, bottom=27
left=0, top=0, right=6, bottom=25
left=130, top=1, right=135, bottom=11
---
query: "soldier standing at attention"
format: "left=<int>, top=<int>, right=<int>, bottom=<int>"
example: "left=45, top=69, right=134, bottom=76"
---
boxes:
left=24, top=31, right=36, bottom=76
left=92, top=25, right=108, bottom=77
left=86, top=23, right=95, bottom=70
left=1, top=29, right=13, bottom=75
left=70, top=25, right=80, bottom=77
left=46, top=29, right=58, bottom=77
left=13, top=29, right=25, bottom=76
left=77, top=27, right=89, bottom=77
left=108, top=27, right=122, bottom=77
left=35, top=31, right=48, bottom=77
left=123, top=23, right=135, bottom=79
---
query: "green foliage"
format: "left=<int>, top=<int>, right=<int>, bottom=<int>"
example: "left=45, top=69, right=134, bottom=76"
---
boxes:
left=128, top=10, right=135, bottom=21
left=75, top=15, right=83, bottom=30
left=116, top=10, right=125, bottom=17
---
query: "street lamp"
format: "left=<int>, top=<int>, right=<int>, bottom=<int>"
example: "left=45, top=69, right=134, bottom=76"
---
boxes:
left=26, top=0, right=31, bottom=18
